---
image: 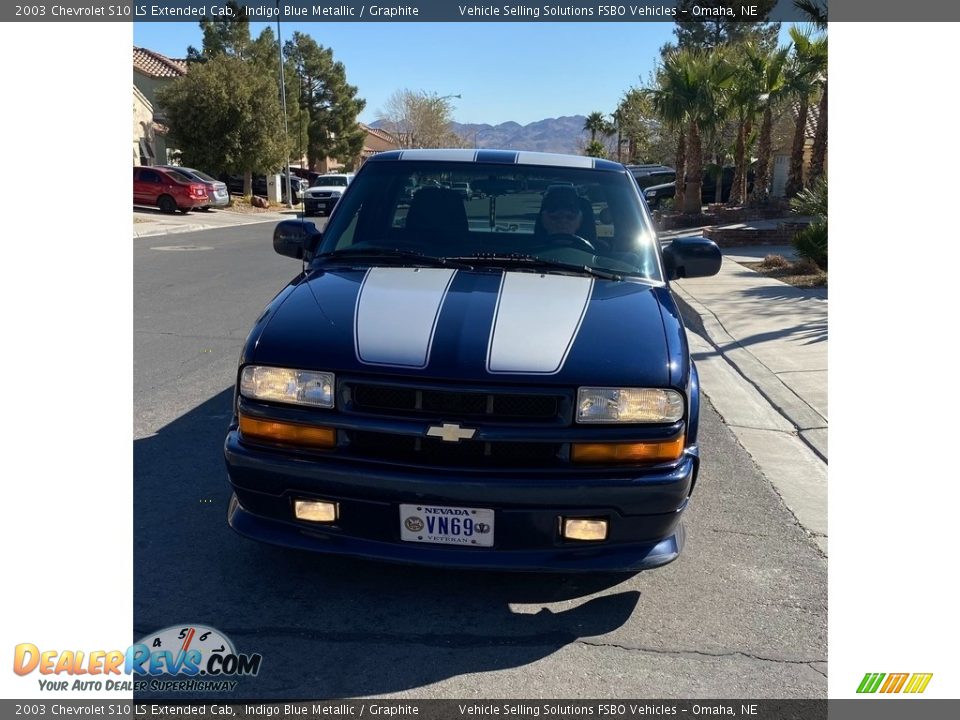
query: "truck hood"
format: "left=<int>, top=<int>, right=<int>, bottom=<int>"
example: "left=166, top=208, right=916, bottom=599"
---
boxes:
left=251, top=267, right=674, bottom=387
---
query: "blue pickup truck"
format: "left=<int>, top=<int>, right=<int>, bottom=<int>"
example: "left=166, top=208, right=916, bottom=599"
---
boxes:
left=224, top=149, right=721, bottom=572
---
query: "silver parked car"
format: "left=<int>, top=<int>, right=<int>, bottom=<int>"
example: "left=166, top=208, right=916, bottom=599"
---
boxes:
left=161, top=166, right=230, bottom=208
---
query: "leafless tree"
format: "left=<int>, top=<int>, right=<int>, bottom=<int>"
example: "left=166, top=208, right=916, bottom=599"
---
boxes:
left=378, top=89, right=458, bottom=149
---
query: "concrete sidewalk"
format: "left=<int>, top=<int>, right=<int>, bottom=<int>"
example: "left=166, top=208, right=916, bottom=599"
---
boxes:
left=133, top=206, right=299, bottom=238
left=671, top=240, right=828, bottom=555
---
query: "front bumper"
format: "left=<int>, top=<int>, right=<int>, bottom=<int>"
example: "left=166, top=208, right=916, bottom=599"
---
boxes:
left=224, top=431, right=698, bottom=572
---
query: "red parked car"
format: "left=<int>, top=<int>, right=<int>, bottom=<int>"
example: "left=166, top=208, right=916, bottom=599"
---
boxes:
left=133, top=166, right=209, bottom=214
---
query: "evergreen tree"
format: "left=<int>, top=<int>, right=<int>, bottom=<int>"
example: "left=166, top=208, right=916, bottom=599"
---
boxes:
left=186, top=1, right=252, bottom=61
left=156, top=55, right=287, bottom=185
left=662, top=0, right=780, bottom=54
left=284, top=33, right=366, bottom=171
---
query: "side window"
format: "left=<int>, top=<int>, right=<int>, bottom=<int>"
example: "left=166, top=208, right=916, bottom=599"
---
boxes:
left=141, top=170, right=161, bottom=184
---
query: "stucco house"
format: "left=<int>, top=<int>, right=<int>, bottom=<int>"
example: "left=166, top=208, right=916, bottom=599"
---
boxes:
left=770, top=102, right=826, bottom=197
left=358, top=123, right=401, bottom=164
left=133, top=47, right=188, bottom=166
left=304, top=124, right=402, bottom=173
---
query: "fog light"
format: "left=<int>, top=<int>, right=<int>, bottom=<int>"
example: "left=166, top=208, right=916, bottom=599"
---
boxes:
left=294, top=500, right=338, bottom=523
left=562, top=517, right=608, bottom=541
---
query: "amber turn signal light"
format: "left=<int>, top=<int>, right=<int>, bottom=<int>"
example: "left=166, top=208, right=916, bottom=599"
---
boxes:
left=571, top=434, right=684, bottom=463
left=239, top=413, right=336, bottom=449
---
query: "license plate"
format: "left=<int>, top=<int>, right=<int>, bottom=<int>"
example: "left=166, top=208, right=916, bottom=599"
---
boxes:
left=400, top=504, right=494, bottom=547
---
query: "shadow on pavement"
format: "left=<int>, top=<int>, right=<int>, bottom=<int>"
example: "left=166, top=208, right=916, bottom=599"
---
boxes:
left=134, top=389, right=639, bottom=698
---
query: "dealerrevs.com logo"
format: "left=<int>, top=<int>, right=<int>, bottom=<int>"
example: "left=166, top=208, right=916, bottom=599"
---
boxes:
left=13, top=625, right=262, bottom=693
left=857, top=672, right=933, bottom=694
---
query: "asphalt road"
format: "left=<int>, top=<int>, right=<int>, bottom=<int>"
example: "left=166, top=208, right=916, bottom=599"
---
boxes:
left=133, top=223, right=826, bottom=700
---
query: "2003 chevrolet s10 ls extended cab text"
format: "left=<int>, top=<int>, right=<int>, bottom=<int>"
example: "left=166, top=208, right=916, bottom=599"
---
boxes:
left=224, top=149, right=721, bottom=571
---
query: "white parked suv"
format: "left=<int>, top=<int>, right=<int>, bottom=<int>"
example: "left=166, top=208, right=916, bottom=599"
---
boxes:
left=303, top=173, right=354, bottom=217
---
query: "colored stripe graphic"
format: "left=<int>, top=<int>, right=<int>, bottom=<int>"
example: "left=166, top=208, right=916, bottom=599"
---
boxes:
left=856, top=673, right=885, bottom=693
left=904, top=673, right=933, bottom=694
left=880, top=673, right=909, bottom=693
left=857, top=672, right=933, bottom=694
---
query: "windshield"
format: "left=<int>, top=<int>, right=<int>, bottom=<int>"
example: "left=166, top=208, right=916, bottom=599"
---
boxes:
left=313, top=176, right=349, bottom=187
left=314, top=161, right=661, bottom=281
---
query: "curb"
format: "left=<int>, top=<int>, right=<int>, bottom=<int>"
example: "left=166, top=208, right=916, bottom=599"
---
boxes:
left=134, top=223, right=208, bottom=238
left=132, top=214, right=290, bottom=238
left=672, top=282, right=828, bottom=464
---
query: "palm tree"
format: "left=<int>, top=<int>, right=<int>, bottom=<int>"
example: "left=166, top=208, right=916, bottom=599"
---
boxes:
left=584, top=112, right=607, bottom=143
left=793, top=0, right=827, bottom=186
left=785, top=27, right=827, bottom=197
left=649, top=48, right=733, bottom=214
left=794, top=2, right=828, bottom=184
left=647, top=57, right=689, bottom=210
left=808, top=73, right=827, bottom=184
left=727, top=43, right=765, bottom=205
left=699, top=56, right=735, bottom=207
left=794, top=0, right=828, bottom=30
left=749, top=45, right=791, bottom=206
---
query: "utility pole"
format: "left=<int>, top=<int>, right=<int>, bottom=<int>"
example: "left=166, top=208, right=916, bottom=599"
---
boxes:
left=277, top=0, right=292, bottom=209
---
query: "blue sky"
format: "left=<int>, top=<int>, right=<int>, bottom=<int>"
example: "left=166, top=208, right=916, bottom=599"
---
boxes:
left=134, top=22, right=793, bottom=127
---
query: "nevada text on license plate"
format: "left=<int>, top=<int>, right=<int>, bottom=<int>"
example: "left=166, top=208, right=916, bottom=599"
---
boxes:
left=399, top=504, right=494, bottom=547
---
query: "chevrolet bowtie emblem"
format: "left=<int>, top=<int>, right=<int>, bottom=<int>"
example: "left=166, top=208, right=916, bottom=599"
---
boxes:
left=426, top=423, right=477, bottom=443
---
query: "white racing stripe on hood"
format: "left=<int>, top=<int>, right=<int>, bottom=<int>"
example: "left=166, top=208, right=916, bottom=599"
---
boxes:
left=487, top=272, right=594, bottom=374
left=355, top=267, right=457, bottom=368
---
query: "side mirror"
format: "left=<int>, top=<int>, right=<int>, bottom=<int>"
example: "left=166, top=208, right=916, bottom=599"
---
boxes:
left=662, top=237, right=722, bottom=280
left=273, top=220, right=321, bottom=260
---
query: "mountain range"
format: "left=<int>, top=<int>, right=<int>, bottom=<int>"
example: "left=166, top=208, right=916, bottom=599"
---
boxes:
left=373, top=116, right=591, bottom=155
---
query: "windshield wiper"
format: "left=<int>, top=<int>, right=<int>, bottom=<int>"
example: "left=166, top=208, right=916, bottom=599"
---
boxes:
left=315, top=247, right=472, bottom=269
left=450, top=253, right=622, bottom=281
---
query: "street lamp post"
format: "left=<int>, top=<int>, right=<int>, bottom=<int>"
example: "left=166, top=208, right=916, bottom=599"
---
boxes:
left=432, top=93, right=460, bottom=149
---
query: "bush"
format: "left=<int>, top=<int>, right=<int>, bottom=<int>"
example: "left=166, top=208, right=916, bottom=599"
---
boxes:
left=760, top=254, right=790, bottom=270
left=792, top=257, right=823, bottom=275
left=790, top=177, right=827, bottom=220
left=792, top=222, right=828, bottom=270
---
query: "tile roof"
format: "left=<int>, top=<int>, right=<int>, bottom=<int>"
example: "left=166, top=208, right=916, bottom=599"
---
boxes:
left=360, top=123, right=400, bottom=145
left=793, top=100, right=821, bottom=139
left=133, top=47, right=188, bottom=78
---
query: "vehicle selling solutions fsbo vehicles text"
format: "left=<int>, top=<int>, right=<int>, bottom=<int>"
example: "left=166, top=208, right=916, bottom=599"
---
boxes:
left=457, top=5, right=680, bottom=18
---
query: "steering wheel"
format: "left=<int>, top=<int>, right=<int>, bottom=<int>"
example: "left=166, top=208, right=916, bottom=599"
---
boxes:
left=534, top=233, right=597, bottom=254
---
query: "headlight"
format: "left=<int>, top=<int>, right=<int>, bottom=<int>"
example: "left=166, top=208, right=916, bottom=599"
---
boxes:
left=645, top=190, right=656, bottom=198
left=330, top=191, right=342, bottom=198
left=576, top=387, right=683, bottom=423
left=240, top=366, right=334, bottom=408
